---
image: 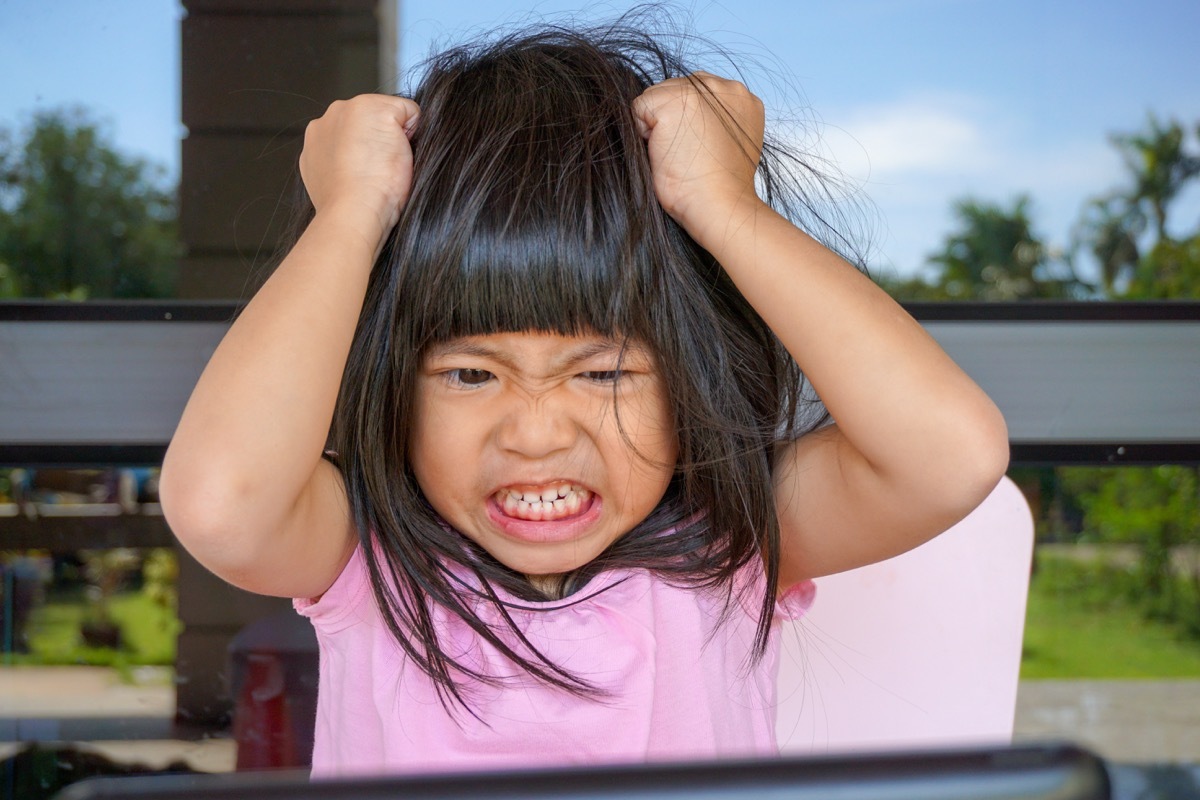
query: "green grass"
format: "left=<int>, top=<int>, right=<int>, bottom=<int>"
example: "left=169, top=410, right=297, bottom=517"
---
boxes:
left=1021, top=555, right=1200, bottom=678
left=8, top=589, right=180, bottom=668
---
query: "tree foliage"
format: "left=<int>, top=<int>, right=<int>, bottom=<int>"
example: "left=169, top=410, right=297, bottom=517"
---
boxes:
left=1061, top=466, right=1200, bottom=629
left=1078, top=115, right=1200, bottom=299
left=1124, top=234, right=1200, bottom=300
left=917, top=196, right=1087, bottom=300
left=1112, top=115, right=1200, bottom=245
left=0, top=107, right=179, bottom=299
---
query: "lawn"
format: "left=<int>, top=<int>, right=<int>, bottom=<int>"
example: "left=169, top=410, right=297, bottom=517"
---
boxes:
left=9, top=589, right=179, bottom=667
left=1021, top=555, right=1200, bottom=678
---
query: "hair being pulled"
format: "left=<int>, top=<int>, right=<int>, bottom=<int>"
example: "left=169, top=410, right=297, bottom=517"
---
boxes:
left=326, top=8, right=850, bottom=716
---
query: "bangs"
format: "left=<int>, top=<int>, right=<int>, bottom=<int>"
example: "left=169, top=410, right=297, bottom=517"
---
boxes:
left=387, top=31, right=664, bottom=348
left=399, top=190, right=653, bottom=344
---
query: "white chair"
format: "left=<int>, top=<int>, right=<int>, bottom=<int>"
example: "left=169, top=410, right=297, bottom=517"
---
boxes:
left=777, top=475, right=1035, bottom=753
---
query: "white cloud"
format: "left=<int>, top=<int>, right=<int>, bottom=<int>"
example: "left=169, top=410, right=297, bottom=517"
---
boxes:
left=825, top=94, right=996, bottom=180
left=797, top=94, right=1128, bottom=278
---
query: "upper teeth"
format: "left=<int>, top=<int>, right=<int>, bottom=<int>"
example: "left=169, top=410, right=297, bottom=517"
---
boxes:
left=498, top=484, right=591, bottom=517
left=507, top=485, right=576, bottom=503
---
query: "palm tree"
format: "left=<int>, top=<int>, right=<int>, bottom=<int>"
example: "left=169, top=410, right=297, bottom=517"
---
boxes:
left=1111, top=115, right=1200, bottom=245
left=1075, top=193, right=1141, bottom=296
left=925, top=196, right=1082, bottom=300
left=1076, top=115, right=1200, bottom=298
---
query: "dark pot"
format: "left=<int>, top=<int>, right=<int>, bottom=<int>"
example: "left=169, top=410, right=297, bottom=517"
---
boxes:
left=80, top=619, right=122, bottom=649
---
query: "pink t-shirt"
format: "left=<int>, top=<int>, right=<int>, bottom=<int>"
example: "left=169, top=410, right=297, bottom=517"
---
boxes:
left=294, top=545, right=814, bottom=777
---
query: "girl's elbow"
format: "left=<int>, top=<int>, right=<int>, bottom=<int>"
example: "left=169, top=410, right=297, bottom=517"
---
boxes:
left=957, top=401, right=1011, bottom=509
left=161, top=476, right=228, bottom=562
left=159, top=457, right=264, bottom=579
left=161, top=448, right=218, bottom=543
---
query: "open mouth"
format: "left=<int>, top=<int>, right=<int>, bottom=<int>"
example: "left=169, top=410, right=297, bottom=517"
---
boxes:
left=494, top=484, right=594, bottom=521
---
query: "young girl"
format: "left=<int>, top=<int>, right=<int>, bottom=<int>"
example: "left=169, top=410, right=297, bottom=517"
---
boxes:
left=161, top=15, right=1008, bottom=777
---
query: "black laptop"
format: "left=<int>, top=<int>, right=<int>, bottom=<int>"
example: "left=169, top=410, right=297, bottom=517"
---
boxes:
left=54, top=743, right=1109, bottom=800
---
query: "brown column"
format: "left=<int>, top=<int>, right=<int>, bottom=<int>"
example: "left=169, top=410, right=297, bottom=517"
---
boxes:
left=174, top=0, right=397, bottom=728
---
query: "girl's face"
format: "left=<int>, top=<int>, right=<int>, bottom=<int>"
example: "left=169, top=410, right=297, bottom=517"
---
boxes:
left=410, top=331, right=678, bottom=579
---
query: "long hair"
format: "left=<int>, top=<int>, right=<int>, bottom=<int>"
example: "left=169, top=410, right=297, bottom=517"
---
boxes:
left=326, top=11, right=856, bottom=714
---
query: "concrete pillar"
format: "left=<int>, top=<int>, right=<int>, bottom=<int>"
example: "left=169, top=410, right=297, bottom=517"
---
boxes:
left=174, top=0, right=397, bottom=728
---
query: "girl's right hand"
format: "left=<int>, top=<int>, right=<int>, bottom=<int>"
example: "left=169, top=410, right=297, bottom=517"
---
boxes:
left=299, top=94, right=420, bottom=251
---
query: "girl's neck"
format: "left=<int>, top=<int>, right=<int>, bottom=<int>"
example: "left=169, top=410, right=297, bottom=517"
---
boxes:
left=526, top=572, right=567, bottom=599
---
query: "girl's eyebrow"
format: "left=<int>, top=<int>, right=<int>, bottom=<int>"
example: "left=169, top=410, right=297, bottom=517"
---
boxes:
left=425, top=339, right=640, bottom=372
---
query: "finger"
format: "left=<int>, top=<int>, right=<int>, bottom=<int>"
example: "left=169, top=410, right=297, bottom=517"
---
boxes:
left=385, top=96, right=420, bottom=129
left=401, top=105, right=421, bottom=137
left=632, top=77, right=687, bottom=122
left=630, top=91, right=658, bottom=140
left=360, top=94, right=420, bottom=133
left=344, top=94, right=418, bottom=129
left=633, top=115, right=650, bottom=140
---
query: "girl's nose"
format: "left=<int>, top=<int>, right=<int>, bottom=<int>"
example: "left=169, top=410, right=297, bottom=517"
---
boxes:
left=494, top=396, right=580, bottom=459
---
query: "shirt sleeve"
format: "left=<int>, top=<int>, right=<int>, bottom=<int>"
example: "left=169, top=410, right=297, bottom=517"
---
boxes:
left=293, top=543, right=371, bottom=633
left=732, top=558, right=816, bottom=622
left=775, top=578, right=816, bottom=621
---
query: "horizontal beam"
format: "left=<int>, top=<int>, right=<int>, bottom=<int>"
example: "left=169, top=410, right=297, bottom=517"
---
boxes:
left=2, top=302, right=1198, bottom=466
left=0, top=512, right=175, bottom=552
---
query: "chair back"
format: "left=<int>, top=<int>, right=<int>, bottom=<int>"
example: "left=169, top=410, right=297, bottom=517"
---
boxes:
left=777, top=476, right=1035, bottom=752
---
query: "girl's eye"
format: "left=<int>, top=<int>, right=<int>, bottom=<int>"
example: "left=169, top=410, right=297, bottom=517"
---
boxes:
left=447, top=368, right=494, bottom=387
left=582, top=370, right=624, bottom=383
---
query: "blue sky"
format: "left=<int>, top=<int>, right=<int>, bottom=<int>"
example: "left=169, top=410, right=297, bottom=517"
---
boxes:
left=2, top=0, right=1198, bottom=280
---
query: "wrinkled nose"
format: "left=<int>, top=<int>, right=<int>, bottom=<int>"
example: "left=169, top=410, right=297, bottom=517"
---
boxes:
left=494, top=396, right=579, bottom=459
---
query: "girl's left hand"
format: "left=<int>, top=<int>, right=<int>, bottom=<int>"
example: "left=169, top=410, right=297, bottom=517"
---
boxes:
left=632, top=72, right=765, bottom=231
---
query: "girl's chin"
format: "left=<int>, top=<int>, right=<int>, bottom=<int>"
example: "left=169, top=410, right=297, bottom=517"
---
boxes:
left=489, top=538, right=606, bottom=579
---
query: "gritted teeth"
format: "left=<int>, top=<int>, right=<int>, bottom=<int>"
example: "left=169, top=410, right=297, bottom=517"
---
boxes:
left=495, top=484, right=592, bottom=521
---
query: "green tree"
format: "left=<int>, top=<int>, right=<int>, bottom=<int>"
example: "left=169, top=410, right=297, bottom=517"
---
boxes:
left=1125, top=233, right=1200, bottom=299
left=1062, top=466, right=1200, bottom=628
left=1075, top=193, right=1141, bottom=296
left=1112, top=115, right=1200, bottom=245
left=1076, top=115, right=1200, bottom=298
left=898, top=196, right=1087, bottom=301
left=0, top=107, right=179, bottom=298
left=0, top=259, right=20, bottom=298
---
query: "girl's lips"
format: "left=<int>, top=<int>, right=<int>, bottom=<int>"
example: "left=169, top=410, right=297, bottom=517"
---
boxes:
left=485, top=490, right=601, bottom=543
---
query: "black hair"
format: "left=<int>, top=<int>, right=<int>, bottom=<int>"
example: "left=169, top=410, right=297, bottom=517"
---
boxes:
left=325, top=8, right=860, bottom=715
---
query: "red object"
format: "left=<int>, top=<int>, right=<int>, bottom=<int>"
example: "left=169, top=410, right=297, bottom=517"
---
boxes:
left=229, top=611, right=318, bottom=770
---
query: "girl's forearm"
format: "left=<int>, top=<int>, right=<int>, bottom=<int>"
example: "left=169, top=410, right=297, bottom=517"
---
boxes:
left=687, top=197, right=1008, bottom=507
left=160, top=205, right=377, bottom=571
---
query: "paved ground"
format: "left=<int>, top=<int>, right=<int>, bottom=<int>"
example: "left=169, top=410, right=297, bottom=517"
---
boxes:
left=1014, top=679, right=1200, bottom=764
left=0, top=666, right=236, bottom=773
left=2, top=667, right=1199, bottom=772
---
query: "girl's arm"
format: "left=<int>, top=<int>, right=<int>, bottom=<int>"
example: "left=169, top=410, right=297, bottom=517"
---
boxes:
left=634, top=75, right=1009, bottom=585
left=160, top=95, right=419, bottom=598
